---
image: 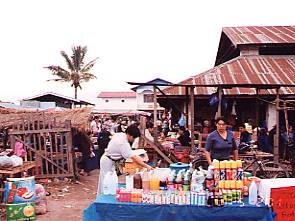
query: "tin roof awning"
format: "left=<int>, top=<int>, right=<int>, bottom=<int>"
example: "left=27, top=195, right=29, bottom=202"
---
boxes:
left=153, top=55, right=295, bottom=96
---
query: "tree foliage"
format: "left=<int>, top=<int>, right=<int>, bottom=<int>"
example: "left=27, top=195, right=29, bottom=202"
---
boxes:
left=45, top=45, right=98, bottom=99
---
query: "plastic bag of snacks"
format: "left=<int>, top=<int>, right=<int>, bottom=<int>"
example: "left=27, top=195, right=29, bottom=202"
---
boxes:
left=35, top=183, right=47, bottom=215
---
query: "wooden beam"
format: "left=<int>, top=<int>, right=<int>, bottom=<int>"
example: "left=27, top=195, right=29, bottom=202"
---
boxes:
left=217, top=87, right=223, bottom=118
left=142, top=136, right=173, bottom=164
left=190, top=86, right=195, bottom=152
left=256, top=88, right=260, bottom=128
left=153, top=86, right=158, bottom=143
left=185, top=86, right=189, bottom=128
left=274, top=87, right=280, bottom=163
left=155, top=86, right=184, bottom=115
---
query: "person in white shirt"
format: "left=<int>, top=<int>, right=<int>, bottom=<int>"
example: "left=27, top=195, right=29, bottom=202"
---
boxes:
left=90, top=116, right=101, bottom=135
left=97, top=124, right=152, bottom=195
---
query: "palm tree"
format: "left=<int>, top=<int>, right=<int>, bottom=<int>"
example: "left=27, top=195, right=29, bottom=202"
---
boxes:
left=45, top=45, right=98, bottom=99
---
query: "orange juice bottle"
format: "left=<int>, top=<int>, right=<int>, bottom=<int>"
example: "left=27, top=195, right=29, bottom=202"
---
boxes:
left=150, top=173, right=160, bottom=191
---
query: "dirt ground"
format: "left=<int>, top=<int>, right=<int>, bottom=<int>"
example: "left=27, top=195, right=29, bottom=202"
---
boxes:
left=36, top=169, right=100, bottom=221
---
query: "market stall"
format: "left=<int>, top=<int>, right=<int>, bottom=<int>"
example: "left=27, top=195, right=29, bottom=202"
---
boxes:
left=83, top=159, right=282, bottom=221
left=83, top=195, right=275, bottom=221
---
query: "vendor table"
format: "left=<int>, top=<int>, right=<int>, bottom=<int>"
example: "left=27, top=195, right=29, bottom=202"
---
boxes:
left=0, top=161, right=36, bottom=177
left=83, top=195, right=275, bottom=221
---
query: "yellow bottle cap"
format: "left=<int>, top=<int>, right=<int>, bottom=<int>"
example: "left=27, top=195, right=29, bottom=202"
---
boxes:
left=220, top=160, right=226, bottom=169
left=236, top=160, right=242, bottom=168
left=225, top=180, right=230, bottom=189
left=225, top=160, right=231, bottom=169
left=219, top=180, right=225, bottom=189
left=213, top=159, right=220, bottom=169
left=231, top=160, right=237, bottom=169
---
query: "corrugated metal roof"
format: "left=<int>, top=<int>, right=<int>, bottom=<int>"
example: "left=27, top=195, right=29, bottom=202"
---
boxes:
left=98, top=92, right=136, bottom=98
left=22, top=92, right=94, bottom=105
left=223, top=26, right=295, bottom=46
left=163, top=55, right=295, bottom=96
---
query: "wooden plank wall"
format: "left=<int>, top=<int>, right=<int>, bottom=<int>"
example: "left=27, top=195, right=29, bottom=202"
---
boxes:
left=9, top=113, right=74, bottom=178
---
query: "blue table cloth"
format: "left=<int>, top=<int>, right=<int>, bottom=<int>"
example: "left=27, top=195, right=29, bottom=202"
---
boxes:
left=83, top=195, right=276, bottom=221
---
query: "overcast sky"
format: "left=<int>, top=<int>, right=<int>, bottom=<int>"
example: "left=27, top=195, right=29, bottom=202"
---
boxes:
left=0, top=0, right=294, bottom=105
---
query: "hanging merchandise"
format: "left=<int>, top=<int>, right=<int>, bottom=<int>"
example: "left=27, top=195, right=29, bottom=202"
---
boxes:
left=178, top=113, right=185, bottom=127
left=231, top=101, right=237, bottom=115
left=209, top=92, right=219, bottom=106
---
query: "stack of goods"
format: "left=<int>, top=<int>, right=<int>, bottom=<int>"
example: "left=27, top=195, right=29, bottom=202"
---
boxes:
left=206, top=160, right=244, bottom=206
left=116, top=167, right=210, bottom=206
left=116, top=161, right=256, bottom=207
left=4, top=176, right=36, bottom=221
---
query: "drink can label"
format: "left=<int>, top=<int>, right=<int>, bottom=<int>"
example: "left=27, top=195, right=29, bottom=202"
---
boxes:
left=220, top=170, right=226, bottom=180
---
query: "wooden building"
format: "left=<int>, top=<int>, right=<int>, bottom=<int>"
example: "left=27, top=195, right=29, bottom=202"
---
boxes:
left=157, top=26, right=295, bottom=130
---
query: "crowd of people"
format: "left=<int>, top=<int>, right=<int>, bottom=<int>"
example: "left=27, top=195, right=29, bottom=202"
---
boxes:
left=72, top=113, right=295, bottom=196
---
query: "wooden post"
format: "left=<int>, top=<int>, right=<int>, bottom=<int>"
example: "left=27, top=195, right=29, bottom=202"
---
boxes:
left=139, top=116, right=146, bottom=148
left=153, top=86, right=158, bottom=143
left=190, top=86, right=195, bottom=151
left=256, top=88, right=260, bottom=128
left=185, top=86, right=189, bottom=128
left=274, top=87, right=280, bottom=163
left=217, top=87, right=222, bottom=118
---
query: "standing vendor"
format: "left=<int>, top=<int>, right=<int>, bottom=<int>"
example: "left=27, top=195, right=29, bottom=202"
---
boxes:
left=97, top=124, right=152, bottom=195
left=204, top=116, right=238, bottom=165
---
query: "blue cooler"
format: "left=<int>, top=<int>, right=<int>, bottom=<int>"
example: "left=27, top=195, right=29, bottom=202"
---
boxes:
left=170, top=162, right=190, bottom=173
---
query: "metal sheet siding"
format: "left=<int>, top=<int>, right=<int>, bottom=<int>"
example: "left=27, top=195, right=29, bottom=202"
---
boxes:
left=223, top=26, right=295, bottom=45
left=163, top=56, right=295, bottom=96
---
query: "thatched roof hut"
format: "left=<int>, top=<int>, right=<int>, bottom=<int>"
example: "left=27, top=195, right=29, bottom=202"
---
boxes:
left=0, top=107, right=92, bottom=129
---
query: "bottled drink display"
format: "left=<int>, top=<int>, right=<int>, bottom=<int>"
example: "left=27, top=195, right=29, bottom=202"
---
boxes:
left=114, top=160, right=259, bottom=207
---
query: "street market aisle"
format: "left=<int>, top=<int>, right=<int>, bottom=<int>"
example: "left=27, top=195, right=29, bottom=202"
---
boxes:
left=84, top=195, right=275, bottom=221
left=36, top=169, right=99, bottom=221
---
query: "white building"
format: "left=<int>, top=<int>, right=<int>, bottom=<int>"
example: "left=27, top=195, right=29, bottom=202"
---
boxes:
left=131, top=78, right=172, bottom=118
left=95, top=78, right=172, bottom=118
left=95, top=91, right=137, bottom=114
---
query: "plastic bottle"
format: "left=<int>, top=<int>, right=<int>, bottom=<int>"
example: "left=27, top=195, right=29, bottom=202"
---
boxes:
left=236, top=180, right=243, bottom=203
left=133, top=169, right=142, bottom=189
left=236, top=160, right=244, bottom=180
left=102, top=171, right=118, bottom=195
left=175, top=172, right=183, bottom=190
left=230, top=180, right=237, bottom=203
left=248, top=180, right=258, bottom=205
left=141, top=171, right=150, bottom=193
left=225, top=160, right=232, bottom=180
left=182, top=172, right=190, bottom=191
left=213, top=159, right=220, bottom=180
left=126, top=174, right=134, bottom=190
left=219, top=161, right=226, bottom=180
left=207, top=164, right=214, bottom=179
left=231, top=161, right=237, bottom=181
left=224, top=180, right=231, bottom=205
left=150, top=172, right=160, bottom=190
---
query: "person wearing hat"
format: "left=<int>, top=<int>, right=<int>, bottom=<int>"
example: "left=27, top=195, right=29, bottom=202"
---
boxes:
left=97, top=124, right=152, bottom=195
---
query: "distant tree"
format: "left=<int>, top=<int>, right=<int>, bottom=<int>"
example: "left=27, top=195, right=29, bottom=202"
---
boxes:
left=45, top=45, right=98, bottom=99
